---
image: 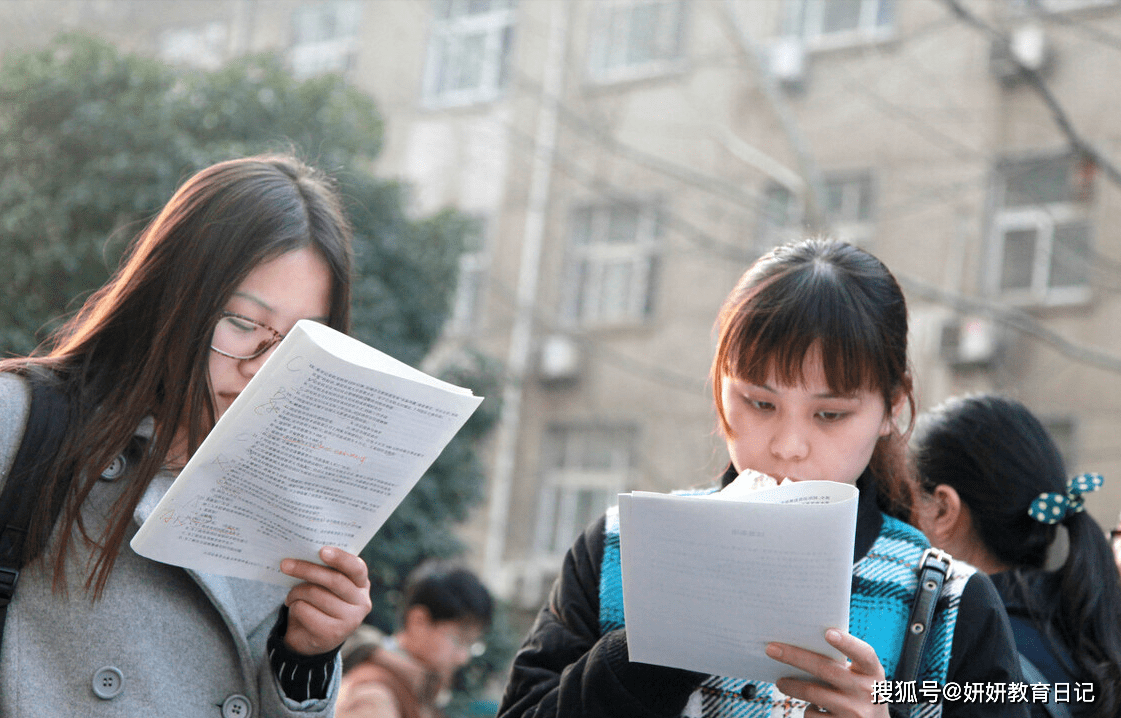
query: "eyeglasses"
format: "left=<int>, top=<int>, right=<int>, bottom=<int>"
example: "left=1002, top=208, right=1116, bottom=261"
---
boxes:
left=210, top=311, right=286, bottom=360
left=438, top=622, right=487, bottom=658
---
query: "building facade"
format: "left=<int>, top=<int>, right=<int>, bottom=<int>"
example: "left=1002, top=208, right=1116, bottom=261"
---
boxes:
left=4, top=0, right=1121, bottom=613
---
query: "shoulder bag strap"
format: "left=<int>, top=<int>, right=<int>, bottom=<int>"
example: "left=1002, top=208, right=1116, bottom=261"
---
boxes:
left=895, top=548, right=953, bottom=688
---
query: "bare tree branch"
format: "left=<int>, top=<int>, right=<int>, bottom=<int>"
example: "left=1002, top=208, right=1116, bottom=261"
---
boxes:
left=939, top=0, right=1121, bottom=187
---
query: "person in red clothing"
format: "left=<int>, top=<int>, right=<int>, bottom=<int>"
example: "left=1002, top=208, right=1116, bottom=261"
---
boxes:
left=338, top=560, right=493, bottom=718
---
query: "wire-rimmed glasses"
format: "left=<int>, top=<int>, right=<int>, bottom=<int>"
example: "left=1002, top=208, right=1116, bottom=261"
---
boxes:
left=210, top=311, right=286, bottom=360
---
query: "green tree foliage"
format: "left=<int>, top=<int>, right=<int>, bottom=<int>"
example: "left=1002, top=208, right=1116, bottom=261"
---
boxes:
left=0, top=32, right=504, bottom=668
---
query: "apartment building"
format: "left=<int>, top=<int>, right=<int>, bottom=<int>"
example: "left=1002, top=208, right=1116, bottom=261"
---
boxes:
left=3, top=0, right=1121, bottom=611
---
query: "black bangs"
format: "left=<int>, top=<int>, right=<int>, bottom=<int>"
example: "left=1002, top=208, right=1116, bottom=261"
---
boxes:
left=725, top=260, right=890, bottom=398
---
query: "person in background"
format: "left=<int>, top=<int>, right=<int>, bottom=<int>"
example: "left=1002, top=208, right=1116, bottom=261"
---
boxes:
left=338, top=559, right=494, bottom=718
left=0, top=154, right=371, bottom=717
left=498, top=238, right=1025, bottom=718
left=911, top=393, right=1121, bottom=718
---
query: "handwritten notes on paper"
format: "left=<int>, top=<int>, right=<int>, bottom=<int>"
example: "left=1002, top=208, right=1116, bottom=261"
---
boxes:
left=131, top=320, right=482, bottom=586
left=617, top=480, right=858, bottom=683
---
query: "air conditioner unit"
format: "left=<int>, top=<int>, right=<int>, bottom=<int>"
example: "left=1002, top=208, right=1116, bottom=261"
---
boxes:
left=990, top=23, right=1051, bottom=87
left=538, top=334, right=581, bottom=384
left=940, top=316, right=999, bottom=368
left=769, top=37, right=806, bottom=89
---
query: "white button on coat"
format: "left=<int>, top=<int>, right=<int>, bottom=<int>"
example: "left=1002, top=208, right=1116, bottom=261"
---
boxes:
left=99, top=454, right=127, bottom=481
left=91, top=666, right=124, bottom=699
left=221, top=694, right=253, bottom=718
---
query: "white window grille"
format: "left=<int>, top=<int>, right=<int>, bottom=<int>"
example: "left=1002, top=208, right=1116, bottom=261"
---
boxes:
left=783, top=0, right=895, bottom=47
left=989, top=154, right=1094, bottom=305
left=535, top=425, right=636, bottom=556
left=423, top=0, right=515, bottom=107
left=564, top=201, right=660, bottom=327
left=1014, top=0, right=1117, bottom=12
left=587, top=0, right=687, bottom=83
left=758, top=182, right=802, bottom=249
left=158, top=23, right=229, bottom=69
left=823, top=171, right=874, bottom=243
left=757, top=171, right=875, bottom=248
left=290, top=1, right=362, bottom=79
left=448, top=217, right=490, bottom=334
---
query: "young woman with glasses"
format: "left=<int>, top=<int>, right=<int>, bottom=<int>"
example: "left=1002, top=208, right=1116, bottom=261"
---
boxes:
left=0, top=154, right=371, bottom=717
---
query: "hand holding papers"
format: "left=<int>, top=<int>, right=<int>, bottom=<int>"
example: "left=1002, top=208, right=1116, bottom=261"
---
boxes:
left=617, top=477, right=858, bottom=683
left=131, top=320, right=482, bottom=585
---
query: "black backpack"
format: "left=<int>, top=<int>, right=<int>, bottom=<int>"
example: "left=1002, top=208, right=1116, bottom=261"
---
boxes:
left=0, top=375, right=74, bottom=654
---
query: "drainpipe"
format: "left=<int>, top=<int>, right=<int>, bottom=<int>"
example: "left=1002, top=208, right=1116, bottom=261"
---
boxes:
left=483, top=0, right=569, bottom=598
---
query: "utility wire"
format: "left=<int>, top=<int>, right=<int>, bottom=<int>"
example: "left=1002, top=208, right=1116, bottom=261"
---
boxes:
left=900, top=274, right=1121, bottom=374
left=940, top=0, right=1121, bottom=188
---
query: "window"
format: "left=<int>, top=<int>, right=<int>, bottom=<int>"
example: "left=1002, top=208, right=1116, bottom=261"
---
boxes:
left=564, top=201, right=660, bottom=327
left=535, top=425, right=636, bottom=555
left=290, top=1, right=362, bottom=79
left=758, top=182, right=801, bottom=249
left=823, top=171, right=874, bottom=243
left=989, top=154, right=1094, bottom=305
left=783, top=0, right=895, bottom=46
left=158, top=23, right=228, bottom=69
left=588, top=0, right=687, bottom=82
left=1013, top=0, right=1118, bottom=12
left=757, top=171, right=874, bottom=248
left=423, top=0, right=515, bottom=107
left=448, top=217, right=490, bottom=334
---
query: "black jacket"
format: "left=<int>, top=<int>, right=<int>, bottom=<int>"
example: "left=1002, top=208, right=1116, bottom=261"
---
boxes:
left=499, top=475, right=1028, bottom=718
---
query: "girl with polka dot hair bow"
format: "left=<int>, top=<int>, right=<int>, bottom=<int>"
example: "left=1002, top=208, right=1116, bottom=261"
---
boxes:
left=913, top=395, right=1121, bottom=718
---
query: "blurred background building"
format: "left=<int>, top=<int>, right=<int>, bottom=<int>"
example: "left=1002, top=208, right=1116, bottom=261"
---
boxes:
left=3, top=0, right=1121, bottom=620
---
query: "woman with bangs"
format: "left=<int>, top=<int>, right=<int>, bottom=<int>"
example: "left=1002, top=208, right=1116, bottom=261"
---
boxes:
left=499, top=238, right=1026, bottom=718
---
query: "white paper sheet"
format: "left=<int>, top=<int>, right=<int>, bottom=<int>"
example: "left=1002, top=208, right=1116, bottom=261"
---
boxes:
left=618, top=480, right=858, bottom=683
left=130, top=320, right=482, bottom=585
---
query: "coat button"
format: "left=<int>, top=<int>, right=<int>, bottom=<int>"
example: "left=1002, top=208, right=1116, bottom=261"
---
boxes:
left=222, top=694, right=253, bottom=718
left=100, top=454, right=127, bottom=481
left=740, top=683, right=757, bottom=699
left=92, top=666, right=124, bottom=699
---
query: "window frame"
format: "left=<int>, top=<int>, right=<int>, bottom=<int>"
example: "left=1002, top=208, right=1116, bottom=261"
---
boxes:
left=533, top=425, right=636, bottom=557
left=987, top=154, right=1094, bottom=307
left=586, top=0, right=689, bottom=84
left=158, top=22, right=229, bottom=69
left=757, top=170, right=876, bottom=249
left=447, top=217, right=491, bottom=335
left=783, top=0, right=896, bottom=49
left=823, top=170, right=875, bottom=245
left=289, top=0, right=363, bottom=80
left=562, top=200, right=661, bottom=328
left=1014, top=0, right=1118, bottom=12
left=422, top=0, right=516, bottom=108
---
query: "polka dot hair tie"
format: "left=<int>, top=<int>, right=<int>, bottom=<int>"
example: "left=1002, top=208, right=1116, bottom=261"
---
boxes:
left=1028, top=472, right=1104, bottom=525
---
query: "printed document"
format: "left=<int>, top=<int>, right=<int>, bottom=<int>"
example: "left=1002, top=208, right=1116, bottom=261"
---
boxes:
left=618, top=478, right=858, bottom=683
left=131, top=320, right=482, bottom=586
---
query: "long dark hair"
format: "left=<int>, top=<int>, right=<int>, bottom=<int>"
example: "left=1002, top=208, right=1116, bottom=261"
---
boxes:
left=710, top=238, right=915, bottom=519
left=911, top=394, right=1121, bottom=718
left=0, top=154, right=353, bottom=596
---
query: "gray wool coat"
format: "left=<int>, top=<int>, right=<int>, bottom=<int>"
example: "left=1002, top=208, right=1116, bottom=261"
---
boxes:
left=0, top=373, right=340, bottom=718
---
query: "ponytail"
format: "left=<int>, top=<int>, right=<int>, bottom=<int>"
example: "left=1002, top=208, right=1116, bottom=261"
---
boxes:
left=1052, top=512, right=1121, bottom=718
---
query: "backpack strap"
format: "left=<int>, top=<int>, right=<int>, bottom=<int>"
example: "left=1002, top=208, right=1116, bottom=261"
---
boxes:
left=0, top=373, right=74, bottom=654
left=1018, top=653, right=1075, bottom=718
